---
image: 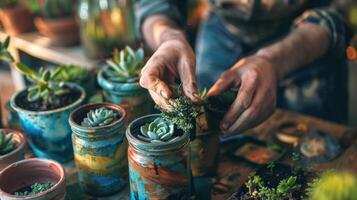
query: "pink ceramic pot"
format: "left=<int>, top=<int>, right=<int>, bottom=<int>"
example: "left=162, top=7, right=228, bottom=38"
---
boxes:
left=0, top=158, right=66, bottom=200
left=0, top=129, right=26, bottom=171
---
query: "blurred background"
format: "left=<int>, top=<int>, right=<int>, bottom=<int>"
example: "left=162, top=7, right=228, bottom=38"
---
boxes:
left=0, top=0, right=357, bottom=126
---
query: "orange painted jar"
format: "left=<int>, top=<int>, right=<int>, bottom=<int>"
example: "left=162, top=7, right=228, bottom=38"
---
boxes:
left=126, top=114, right=191, bottom=199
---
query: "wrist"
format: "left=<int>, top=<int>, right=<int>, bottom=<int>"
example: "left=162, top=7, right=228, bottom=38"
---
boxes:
left=256, top=49, right=283, bottom=81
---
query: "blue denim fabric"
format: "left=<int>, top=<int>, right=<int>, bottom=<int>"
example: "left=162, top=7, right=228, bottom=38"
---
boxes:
left=195, top=12, right=348, bottom=123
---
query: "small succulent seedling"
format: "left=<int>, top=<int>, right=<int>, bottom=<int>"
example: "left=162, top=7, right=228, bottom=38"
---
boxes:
left=52, top=64, right=90, bottom=84
left=14, top=181, right=54, bottom=196
left=105, top=46, right=144, bottom=82
left=197, top=88, right=208, bottom=102
left=15, top=63, right=69, bottom=107
left=245, top=173, right=263, bottom=197
left=139, top=117, right=175, bottom=143
left=0, top=36, right=14, bottom=63
left=0, top=130, right=16, bottom=156
left=81, top=107, right=118, bottom=127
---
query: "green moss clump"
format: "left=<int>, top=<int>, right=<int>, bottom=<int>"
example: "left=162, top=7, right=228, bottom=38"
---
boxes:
left=14, top=181, right=54, bottom=196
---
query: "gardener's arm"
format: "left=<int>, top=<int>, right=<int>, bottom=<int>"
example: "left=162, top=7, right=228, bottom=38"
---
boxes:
left=137, top=0, right=199, bottom=109
left=209, top=8, right=345, bottom=135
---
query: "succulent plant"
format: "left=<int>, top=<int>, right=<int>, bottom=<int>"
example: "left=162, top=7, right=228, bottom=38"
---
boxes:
left=309, top=171, right=357, bottom=200
left=14, top=63, right=69, bottom=107
left=0, top=36, right=15, bottom=63
left=81, top=107, right=118, bottom=127
left=14, top=181, right=54, bottom=196
left=105, top=46, right=145, bottom=82
left=52, top=64, right=90, bottom=84
left=139, top=117, right=176, bottom=143
left=38, top=0, right=73, bottom=19
left=198, top=88, right=208, bottom=101
left=0, top=130, right=16, bottom=156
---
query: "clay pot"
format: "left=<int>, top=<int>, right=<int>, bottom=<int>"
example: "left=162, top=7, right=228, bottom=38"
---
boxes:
left=0, top=158, right=66, bottom=200
left=0, top=5, right=33, bottom=35
left=0, top=129, right=26, bottom=171
left=34, top=16, right=79, bottom=46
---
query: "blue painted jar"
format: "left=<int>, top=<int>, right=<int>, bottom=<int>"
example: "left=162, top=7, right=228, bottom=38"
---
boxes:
left=97, top=67, right=151, bottom=122
left=126, top=114, right=191, bottom=199
left=69, top=103, right=128, bottom=196
left=10, top=83, right=85, bottom=163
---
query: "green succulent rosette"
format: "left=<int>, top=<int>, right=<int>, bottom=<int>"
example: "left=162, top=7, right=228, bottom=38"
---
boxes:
left=81, top=107, right=118, bottom=127
left=139, top=117, right=176, bottom=143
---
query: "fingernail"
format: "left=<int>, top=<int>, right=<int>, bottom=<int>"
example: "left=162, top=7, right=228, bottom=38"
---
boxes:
left=160, top=90, right=169, bottom=99
left=221, top=123, right=229, bottom=130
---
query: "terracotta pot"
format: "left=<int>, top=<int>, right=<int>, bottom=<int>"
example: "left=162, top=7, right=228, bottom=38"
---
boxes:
left=0, top=5, right=33, bottom=35
left=0, top=158, right=66, bottom=200
left=0, top=129, right=26, bottom=171
left=34, top=16, right=79, bottom=46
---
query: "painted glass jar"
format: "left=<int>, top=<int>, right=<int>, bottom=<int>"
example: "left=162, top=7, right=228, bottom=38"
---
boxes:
left=69, top=103, right=128, bottom=196
left=97, top=67, right=151, bottom=123
left=126, top=114, right=191, bottom=199
left=77, top=0, right=136, bottom=58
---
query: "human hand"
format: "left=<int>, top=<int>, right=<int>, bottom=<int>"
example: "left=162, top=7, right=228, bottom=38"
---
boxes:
left=208, top=55, right=278, bottom=135
left=140, top=39, right=199, bottom=109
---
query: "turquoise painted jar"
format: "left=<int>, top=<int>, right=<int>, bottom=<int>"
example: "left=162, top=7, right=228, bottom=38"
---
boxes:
left=10, top=83, right=85, bottom=163
left=69, top=103, right=128, bottom=196
left=126, top=114, right=191, bottom=199
left=97, top=67, right=151, bottom=122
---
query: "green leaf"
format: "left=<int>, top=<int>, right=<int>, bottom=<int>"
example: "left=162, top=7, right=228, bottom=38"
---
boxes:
left=0, top=51, right=15, bottom=63
left=2, top=36, right=10, bottom=49
left=15, top=63, right=37, bottom=77
left=27, top=90, right=40, bottom=102
left=41, top=70, right=51, bottom=82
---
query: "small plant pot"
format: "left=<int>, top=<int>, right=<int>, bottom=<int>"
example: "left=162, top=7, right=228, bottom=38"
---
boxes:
left=0, top=5, right=32, bottom=35
left=10, top=83, right=86, bottom=163
left=69, top=103, right=128, bottom=196
left=34, top=16, right=79, bottom=46
left=190, top=111, right=220, bottom=177
left=97, top=67, right=151, bottom=122
left=126, top=114, right=192, bottom=199
left=0, top=158, right=66, bottom=200
left=0, top=129, right=26, bottom=171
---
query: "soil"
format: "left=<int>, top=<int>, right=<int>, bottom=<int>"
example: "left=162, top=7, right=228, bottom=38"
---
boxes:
left=229, top=163, right=311, bottom=200
left=16, top=87, right=81, bottom=112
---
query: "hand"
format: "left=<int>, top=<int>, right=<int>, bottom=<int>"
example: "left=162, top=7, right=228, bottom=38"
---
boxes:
left=140, top=39, right=200, bottom=109
left=208, top=55, right=277, bottom=135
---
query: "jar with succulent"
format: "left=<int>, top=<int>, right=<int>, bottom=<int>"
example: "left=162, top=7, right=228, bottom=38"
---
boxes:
left=0, top=129, right=26, bottom=170
left=98, top=46, right=151, bottom=123
left=69, top=103, right=128, bottom=196
left=77, top=0, right=136, bottom=58
left=10, top=63, right=86, bottom=163
left=126, top=114, right=192, bottom=199
left=0, top=0, right=32, bottom=35
left=33, top=0, right=79, bottom=46
left=0, top=158, right=66, bottom=200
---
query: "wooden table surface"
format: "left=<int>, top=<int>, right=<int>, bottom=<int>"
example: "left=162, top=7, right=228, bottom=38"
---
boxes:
left=61, top=109, right=357, bottom=200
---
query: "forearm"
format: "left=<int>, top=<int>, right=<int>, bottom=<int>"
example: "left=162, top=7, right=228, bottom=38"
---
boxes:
left=142, top=15, right=187, bottom=50
left=257, top=23, right=330, bottom=80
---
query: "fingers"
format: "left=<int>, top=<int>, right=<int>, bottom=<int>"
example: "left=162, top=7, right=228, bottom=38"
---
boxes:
left=177, top=52, right=200, bottom=102
left=207, top=71, right=238, bottom=97
left=222, top=84, right=276, bottom=135
left=148, top=90, right=172, bottom=110
left=221, top=71, right=258, bottom=131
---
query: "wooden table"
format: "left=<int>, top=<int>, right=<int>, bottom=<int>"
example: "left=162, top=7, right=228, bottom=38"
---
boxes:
left=61, top=109, right=356, bottom=200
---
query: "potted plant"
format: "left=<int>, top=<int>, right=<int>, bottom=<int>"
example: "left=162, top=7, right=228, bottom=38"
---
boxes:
left=97, top=46, right=151, bottom=122
left=34, top=0, right=79, bottom=46
left=69, top=103, right=128, bottom=196
left=0, top=0, right=32, bottom=35
left=0, top=158, right=66, bottom=200
left=0, top=129, right=26, bottom=170
left=10, top=64, right=86, bottom=163
left=52, top=64, right=95, bottom=98
left=126, top=114, right=192, bottom=199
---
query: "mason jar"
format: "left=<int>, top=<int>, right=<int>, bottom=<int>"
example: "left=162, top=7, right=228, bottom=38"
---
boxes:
left=69, top=103, right=128, bottom=196
left=77, top=0, right=136, bottom=58
left=126, top=114, right=192, bottom=199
